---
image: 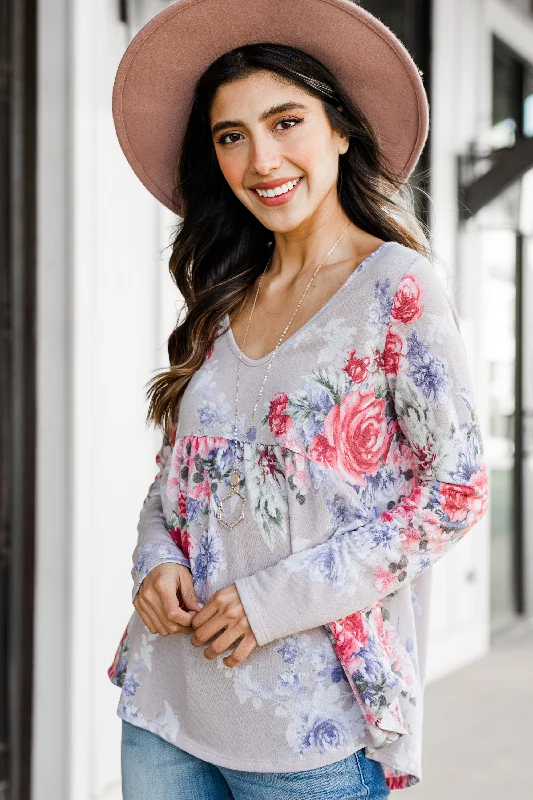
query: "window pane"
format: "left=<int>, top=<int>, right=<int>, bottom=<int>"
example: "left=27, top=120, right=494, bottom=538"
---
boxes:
left=492, top=41, right=521, bottom=148
left=523, top=67, right=533, bottom=137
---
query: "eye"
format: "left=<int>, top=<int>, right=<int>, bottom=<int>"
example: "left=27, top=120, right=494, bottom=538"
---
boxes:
left=217, top=131, right=243, bottom=146
left=274, top=116, right=304, bottom=132
left=215, top=117, right=304, bottom=146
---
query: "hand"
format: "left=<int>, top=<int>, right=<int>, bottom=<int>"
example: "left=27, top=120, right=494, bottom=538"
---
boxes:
left=133, top=563, right=204, bottom=636
left=190, top=583, right=258, bottom=667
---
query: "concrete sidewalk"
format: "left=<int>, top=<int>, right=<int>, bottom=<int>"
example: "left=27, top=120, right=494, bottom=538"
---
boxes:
left=407, top=622, right=533, bottom=799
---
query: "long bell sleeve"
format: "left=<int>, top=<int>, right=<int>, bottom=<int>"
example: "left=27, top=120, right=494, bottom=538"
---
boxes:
left=235, top=255, right=489, bottom=646
left=131, top=424, right=191, bottom=602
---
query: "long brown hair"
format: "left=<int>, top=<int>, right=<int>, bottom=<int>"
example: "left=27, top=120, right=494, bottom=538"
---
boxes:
left=145, top=43, right=430, bottom=436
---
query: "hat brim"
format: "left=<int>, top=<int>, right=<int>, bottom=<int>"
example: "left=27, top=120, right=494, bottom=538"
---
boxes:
left=112, top=0, right=429, bottom=216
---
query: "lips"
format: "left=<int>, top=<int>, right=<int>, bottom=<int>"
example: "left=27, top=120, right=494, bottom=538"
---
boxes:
left=253, top=178, right=301, bottom=198
left=249, top=176, right=302, bottom=190
left=250, top=176, right=303, bottom=206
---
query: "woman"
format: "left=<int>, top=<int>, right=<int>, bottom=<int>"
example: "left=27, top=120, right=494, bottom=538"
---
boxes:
left=108, top=1, right=489, bottom=797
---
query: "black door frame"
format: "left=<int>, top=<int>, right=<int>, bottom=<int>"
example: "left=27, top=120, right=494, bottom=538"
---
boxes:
left=514, top=231, right=526, bottom=617
left=0, top=0, right=37, bottom=797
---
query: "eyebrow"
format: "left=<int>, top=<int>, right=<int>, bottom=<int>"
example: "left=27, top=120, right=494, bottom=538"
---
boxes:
left=211, top=102, right=309, bottom=137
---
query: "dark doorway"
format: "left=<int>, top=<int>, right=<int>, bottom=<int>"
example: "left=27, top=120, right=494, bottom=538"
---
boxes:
left=0, top=0, right=37, bottom=798
left=355, top=0, right=433, bottom=224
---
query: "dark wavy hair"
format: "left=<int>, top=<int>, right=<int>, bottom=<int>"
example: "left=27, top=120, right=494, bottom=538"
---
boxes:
left=145, top=43, right=430, bottom=434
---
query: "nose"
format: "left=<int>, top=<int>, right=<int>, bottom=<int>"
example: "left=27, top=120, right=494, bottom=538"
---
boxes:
left=248, top=130, right=282, bottom=176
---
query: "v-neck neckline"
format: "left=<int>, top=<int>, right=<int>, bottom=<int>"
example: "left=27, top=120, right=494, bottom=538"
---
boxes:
left=224, top=240, right=395, bottom=367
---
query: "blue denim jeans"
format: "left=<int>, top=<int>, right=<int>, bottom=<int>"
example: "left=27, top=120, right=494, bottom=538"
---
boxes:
left=121, top=720, right=391, bottom=800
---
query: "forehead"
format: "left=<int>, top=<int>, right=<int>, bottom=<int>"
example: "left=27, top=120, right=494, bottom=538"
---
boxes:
left=209, top=71, right=316, bottom=119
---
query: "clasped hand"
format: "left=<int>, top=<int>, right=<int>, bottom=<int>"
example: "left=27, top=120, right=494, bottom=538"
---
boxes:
left=133, top=562, right=258, bottom=667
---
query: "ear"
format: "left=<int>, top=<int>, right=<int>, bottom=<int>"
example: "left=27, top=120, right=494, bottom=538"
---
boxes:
left=338, top=134, right=350, bottom=155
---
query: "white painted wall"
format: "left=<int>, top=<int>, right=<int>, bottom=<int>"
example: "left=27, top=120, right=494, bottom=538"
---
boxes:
left=33, top=2, right=72, bottom=797
left=34, top=2, right=180, bottom=798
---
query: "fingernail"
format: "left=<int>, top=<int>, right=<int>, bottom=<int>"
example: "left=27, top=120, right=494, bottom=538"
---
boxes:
left=196, top=602, right=204, bottom=609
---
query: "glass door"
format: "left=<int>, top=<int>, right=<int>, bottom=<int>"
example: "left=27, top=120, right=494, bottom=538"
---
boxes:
left=477, top=166, right=533, bottom=630
left=477, top=182, right=521, bottom=629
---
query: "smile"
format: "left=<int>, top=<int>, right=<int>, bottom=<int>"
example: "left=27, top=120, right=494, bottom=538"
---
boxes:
left=251, top=177, right=303, bottom=206
left=254, top=177, right=301, bottom=197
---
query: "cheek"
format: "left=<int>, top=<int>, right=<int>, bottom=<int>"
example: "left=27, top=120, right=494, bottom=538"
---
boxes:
left=287, top=137, right=339, bottom=188
left=287, top=138, right=321, bottom=172
left=216, top=151, right=247, bottom=191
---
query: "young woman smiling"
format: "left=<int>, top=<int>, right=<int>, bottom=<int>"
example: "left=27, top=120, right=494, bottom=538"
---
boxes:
left=108, top=2, right=489, bottom=798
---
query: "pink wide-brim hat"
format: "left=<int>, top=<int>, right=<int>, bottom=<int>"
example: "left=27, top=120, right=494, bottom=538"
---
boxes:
left=112, top=0, right=429, bottom=216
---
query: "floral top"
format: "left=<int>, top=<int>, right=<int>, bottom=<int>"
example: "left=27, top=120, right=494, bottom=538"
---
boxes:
left=108, top=241, right=489, bottom=789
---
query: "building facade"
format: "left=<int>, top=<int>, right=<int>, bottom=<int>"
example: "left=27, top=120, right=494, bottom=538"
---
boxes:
left=1, top=0, right=533, bottom=797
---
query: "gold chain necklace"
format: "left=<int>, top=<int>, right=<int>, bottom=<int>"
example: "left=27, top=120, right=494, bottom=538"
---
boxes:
left=216, top=222, right=351, bottom=529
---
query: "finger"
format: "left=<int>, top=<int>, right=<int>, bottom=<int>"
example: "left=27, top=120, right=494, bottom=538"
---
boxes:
left=190, top=600, right=218, bottom=630
left=190, top=613, right=228, bottom=646
left=223, top=633, right=257, bottom=668
left=179, top=572, right=204, bottom=612
left=135, top=599, right=165, bottom=636
left=136, top=590, right=185, bottom=636
left=203, top=622, right=246, bottom=661
left=133, top=597, right=156, bottom=633
left=168, top=608, right=195, bottom=628
left=144, top=580, right=195, bottom=629
left=151, top=608, right=193, bottom=635
left=160, top=601, right=195, bottom=630
left=145, top=594, right=194, bottom=634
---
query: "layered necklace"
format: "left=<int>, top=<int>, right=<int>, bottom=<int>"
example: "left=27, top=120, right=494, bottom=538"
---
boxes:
left=216, top=222, right=351, bottom=529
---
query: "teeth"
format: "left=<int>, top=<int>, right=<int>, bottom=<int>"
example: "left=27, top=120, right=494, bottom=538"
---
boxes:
left=254, top=177, right=301, bottom=198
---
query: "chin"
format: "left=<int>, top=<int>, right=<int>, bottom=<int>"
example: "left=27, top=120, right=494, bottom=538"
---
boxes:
left=263, top=206, right=314, bottom=230
left=270, top=220, right=308, bottom=234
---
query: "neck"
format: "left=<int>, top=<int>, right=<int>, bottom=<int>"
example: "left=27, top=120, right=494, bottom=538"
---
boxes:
left=269, top=203, right=352, bottom=281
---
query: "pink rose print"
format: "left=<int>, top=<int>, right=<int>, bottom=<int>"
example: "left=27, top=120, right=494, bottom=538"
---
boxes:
left=107, top=626, right=128, bottom=681
left=440, top=483, right=471, bottom=522
left=374, top=565, right=397, bottom=593
left=258, top=446, right=285, bottom=484
left=330, top=613, right=369, bottom=663
left=308, top=431, right=338, bottom=470
left=168, top=525, right=194, bottom=559
left=181, top=530, right=195, bottom=559
left=469, top=459, right=490, bottom=517
left=166, top=475, right=179, bottom=503
left=309, top=390, right=391, bottom=485
left=168, top=526, right=183, bottom=549
left=380, top=488, right=423, bottom=529
left=410, top=439, right=437, bottom=478
left=383, top=329, right=404, bottom=375
left=268, top=392, right=293, bottom=437
left=343, top=349, right=370, bottom=383
left=391, top=273, right=423, bottom=324
left=178, top=490, right=187, bottom=519
left=390, top=438, right=416, bottom=471
left=399, top=526, right=425, bottom=552
left=441, top=464, right=489, bottom=523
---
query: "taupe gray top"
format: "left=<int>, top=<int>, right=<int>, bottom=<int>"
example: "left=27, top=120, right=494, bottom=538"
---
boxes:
left=108, top=241, right=489, bottom=788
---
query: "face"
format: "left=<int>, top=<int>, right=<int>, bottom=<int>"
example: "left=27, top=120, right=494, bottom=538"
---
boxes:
left=209, top=70, right=349, bottom=232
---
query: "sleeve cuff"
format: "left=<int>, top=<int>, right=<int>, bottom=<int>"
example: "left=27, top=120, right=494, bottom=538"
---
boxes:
left=235, top=576, right=271, bottom=647
left=132, top=545, right=191, bottom=602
